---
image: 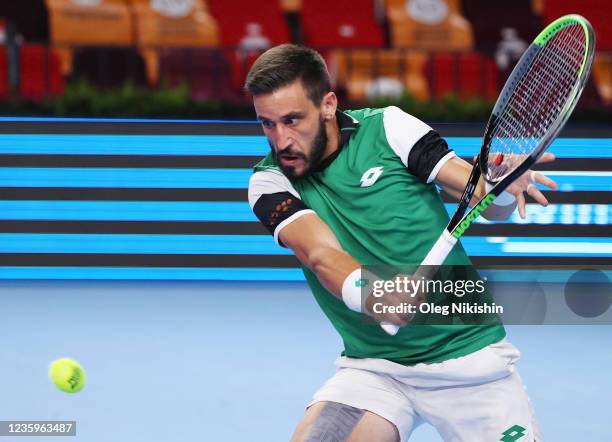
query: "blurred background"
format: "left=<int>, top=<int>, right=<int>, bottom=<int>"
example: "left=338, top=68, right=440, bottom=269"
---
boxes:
left=0, top=0, right=609, bottom=119
left=0, top=2, right=610, bottom=442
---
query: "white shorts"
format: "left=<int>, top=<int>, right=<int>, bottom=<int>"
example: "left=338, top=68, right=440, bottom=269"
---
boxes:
left=309, top=340, right=542, bottom=441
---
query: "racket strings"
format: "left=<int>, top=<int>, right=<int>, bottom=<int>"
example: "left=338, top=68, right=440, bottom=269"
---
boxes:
left=487, top=23, right=586, bottom=182
left=500, top=27, right=581, bottom=151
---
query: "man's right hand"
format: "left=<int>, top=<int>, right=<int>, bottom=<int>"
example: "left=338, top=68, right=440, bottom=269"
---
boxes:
left=363, top=274, right=427, bottom=327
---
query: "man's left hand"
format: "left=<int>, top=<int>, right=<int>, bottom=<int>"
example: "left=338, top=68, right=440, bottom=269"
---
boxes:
left=505, top=152, right=558, bottom=218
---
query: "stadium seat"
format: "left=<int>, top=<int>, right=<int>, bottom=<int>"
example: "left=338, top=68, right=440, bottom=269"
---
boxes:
left=301, top=0, right=384, bottom=48
left=130, top=0, right=219, bottom=86
left=130, top=0, right=218, bottom=48
left=540, top=0, right=611, bottom=106
left=46, top=0, right=133, bottom=45
left=159, top=48, right=234, bottom=101
left=0, top=46, right=7, bottom=98
left=206, top=0, right=289, bottom=93
left=593, top=53, right=612, bottom=105
left=45, top=0, right=135, bottom=80
left=207, top=0, right=288, bottom=46
left=70, top=46, right=147, bottom=87
left=19, top=44, right=64, bottom=99
left=386, top=0, right=473, bottom=50
left=427, top=52, right=498, bottom=100
left=461, top=0, right=541, bottom=52
left=329, top=49, right=429, bottom=101
left=541, top=0, right=610, bottom=50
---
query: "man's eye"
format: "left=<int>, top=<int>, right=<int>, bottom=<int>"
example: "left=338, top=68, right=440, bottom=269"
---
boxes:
left=261, top=120, right=274, bottom=129
left=283, top=118, right=298, bottom=125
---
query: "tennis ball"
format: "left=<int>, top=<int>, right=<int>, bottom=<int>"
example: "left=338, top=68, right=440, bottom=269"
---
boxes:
left=48, top=358, right=86, bottom=393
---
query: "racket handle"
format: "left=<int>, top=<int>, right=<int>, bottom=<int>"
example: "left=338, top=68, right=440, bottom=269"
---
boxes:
left=421, top=230, right=458, bottom=266
left=380, top=230, right=458, bottom=336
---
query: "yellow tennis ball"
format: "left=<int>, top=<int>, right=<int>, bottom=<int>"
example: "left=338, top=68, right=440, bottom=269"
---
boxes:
left=48, top=358, right=86, bottom=393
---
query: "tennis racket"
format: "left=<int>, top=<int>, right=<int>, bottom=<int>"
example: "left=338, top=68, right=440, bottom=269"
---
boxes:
left=381, top=14, right=595, bottom=335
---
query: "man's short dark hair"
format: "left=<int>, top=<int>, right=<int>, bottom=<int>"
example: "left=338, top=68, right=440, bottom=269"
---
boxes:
left=244, top=44, right=331, bottom=105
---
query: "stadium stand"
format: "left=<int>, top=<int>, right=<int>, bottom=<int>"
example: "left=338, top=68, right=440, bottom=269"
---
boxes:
left=207, top=0, right=288, bottom=47
left=158, top=48, right=233, bottom=101
left=386, top=0, right=474, bottom=51
left=301, top=0, right=384, bottom=48
left=593, top=53, right=612, bottom=105
left=279, top=0, right=303, bottom=44
left=19, top=44, right=64, bottom=99
left=427, top=52, right=498, bottom=100
left=70, top=46, right=146, bottom=87
left=541, top=0, right=609, bottom=50
left=461, top=0, right=542, bottom=53
left=540, top=0, right=612, bottom=105
left=329, top=49, right=429, bottom=101
left=206, top=0, right=289, bottom=93
left=45, top=0, right=134, bottom=77
left=130, top=0, right=219, bottom=88
left=0, top=45, right=7, bottom=98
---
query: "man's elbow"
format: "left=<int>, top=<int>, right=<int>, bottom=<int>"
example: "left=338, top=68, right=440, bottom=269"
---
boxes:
left=306, top=245, right=348, bottom=274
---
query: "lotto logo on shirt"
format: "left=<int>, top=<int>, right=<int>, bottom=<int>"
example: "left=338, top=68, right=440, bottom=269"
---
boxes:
left=500, top=424, right=526, bottom=441
left=360, top=166, right=384, bottom=187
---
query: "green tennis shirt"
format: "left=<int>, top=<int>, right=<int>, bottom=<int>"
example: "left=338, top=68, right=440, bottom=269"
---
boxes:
left=248, top=106, right=505, bottom=365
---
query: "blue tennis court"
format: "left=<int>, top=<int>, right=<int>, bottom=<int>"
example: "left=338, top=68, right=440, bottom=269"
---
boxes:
left=1, top=280, right=611, bottom=441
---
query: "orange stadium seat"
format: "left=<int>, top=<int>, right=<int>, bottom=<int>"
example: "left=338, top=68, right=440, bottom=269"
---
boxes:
left=593, top=53, right=612, bottom=105
left=129, top=0, right=219, bottom=87
left=301, top=0, right=384, bottom=48
left=45, top=0, right=133, bottom=46
left=45, top=0, right=135, bottom=76
left=386, top=0, right=473, bottom=50
left=329, top=49, right=429, bottom=101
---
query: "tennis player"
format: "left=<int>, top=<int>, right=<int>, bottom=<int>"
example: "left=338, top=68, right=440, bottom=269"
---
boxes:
left=246, top=44, right=556, bottom=441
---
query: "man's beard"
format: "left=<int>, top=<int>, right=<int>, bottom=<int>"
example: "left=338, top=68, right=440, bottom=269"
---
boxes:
left=272, top=117, right=328, bottom=180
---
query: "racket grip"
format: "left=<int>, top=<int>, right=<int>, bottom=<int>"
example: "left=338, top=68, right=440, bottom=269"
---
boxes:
left=380, top=230, right=458, bottom=336
left=421, top=230, right=458, bottom=266
left=380, top=322, right=399, bottom=336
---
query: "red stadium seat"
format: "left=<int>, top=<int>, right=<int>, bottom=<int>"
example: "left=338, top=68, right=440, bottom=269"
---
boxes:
left=206, top=0, right=289, bottom=93
left=206, top=0, right=289, bottom=46
left=301, top=0, right=384, bottom=48
left=159, top=48, right=234, bottom=101
left=541, top=0, right=611, bottom=50
left=428, top=52, right=498, bottom=100
left=19, top=44, right=65, bottom=100
left=0, top=46, right=7, bottom=98
left=461, top=0, right=541, bottom=52
left=541, top=1, right=611, bottom=106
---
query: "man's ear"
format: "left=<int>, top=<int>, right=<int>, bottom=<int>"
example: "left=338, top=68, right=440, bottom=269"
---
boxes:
left=321, top=91, right=338, bottom=120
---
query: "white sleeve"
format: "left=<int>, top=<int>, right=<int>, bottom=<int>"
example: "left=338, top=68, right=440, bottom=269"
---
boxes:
left=248, top=169, right=315, bottom=246
left=382, top=106, right=433, bottom=168
left=248, top=169, right=301, bottom=208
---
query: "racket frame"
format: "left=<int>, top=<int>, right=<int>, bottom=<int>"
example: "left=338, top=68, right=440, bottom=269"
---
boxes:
left=380, top=15, right=595, bottom=336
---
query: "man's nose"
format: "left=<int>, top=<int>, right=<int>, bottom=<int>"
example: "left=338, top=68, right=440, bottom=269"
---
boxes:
left=274, top=125, right=293, bottom=151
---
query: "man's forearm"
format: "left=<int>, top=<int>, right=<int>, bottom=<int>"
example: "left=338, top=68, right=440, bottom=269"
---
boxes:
left=305, top=246, right=361, bottom=299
